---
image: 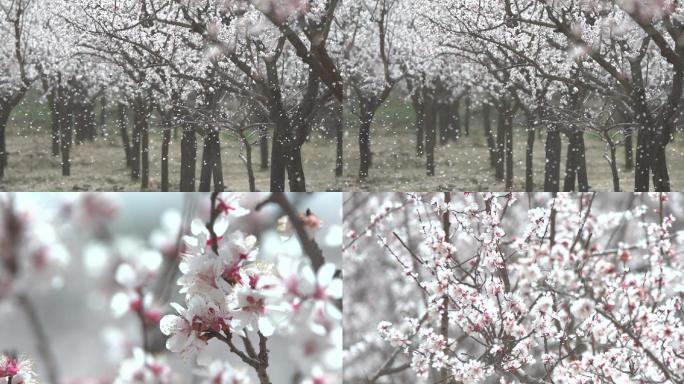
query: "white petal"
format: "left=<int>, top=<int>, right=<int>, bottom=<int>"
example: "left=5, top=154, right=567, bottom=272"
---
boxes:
left=258, top=316, right=275, bottom=337
left=325, top=279, right=343, bottom=299
left=231, top=206, right=250, bottom=217
left=213, top=216, right=229, bottom=236
left=191, top=219, right=206, bottom=235
left=317, top=263, right=336, bottom=286
left=159, top=314, right=182, bottom=335
left=323, top=347, right=343, bottom=370
left=302, top=265, right=316, bottom=285
left=166, top=333, right=189, bottom=352
left=183, top=235, right=198, bottom=248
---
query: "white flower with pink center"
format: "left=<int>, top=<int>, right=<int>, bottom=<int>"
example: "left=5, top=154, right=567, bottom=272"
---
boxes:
left=160, top=296, right=228, bottom=359
left=177, top=251, right=228, bottom=304
left=230, top=273, right=287, bottom=337
left=216, top=193, right=250, bottom=218
left=0, top=355, right=35, bottom=384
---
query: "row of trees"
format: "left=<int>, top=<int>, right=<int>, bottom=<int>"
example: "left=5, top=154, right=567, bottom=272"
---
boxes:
left=344, top=0, right=684, bottom=191
left=1, top=0, right=346, bottom=191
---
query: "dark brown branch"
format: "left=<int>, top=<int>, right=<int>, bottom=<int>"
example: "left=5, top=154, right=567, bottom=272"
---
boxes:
left=256, top=193, right=325, bottom=271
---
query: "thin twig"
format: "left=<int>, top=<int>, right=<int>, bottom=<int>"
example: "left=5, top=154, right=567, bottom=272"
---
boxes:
left=16, top=294, right=60, bottom=384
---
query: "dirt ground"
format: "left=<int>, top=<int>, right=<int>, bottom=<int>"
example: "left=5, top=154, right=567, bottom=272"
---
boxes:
left=3, top=93, right=683, bottom=191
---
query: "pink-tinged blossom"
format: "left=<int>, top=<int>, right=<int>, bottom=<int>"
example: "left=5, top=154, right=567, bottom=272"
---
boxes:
left=301, top=366, right=339, bottom=384
left=230, top=273, right=287, bottom=337
left=215, top=193, right=250, bottom=218
left=0, top=355, right=36, bottom=384
left=199, top=361, right=251, bottom=384
left=159, top=297, right=226, bottom=359
left=161, top=194, right=341, bottom=381
left=113, top=349, right=176, bottom=384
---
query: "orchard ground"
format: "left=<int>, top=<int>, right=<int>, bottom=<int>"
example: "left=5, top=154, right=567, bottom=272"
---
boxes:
left=3, top=91, right=684, bottom=191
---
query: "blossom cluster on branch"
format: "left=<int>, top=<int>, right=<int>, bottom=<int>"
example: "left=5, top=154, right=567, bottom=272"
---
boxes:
left=160, top=192, right=342, bottom=384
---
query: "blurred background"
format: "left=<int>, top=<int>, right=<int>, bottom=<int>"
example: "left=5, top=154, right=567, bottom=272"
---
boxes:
left=0, top=192, right=342, bottom=383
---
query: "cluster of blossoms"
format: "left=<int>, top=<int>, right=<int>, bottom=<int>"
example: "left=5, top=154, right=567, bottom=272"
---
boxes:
left=0, top=355, right=36, bottom=384
left=345, top=192, right=684, bottom=384
left=160, top=193, right=342, bottom=383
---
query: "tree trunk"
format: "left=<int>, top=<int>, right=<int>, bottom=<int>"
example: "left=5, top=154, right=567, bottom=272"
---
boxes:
left=544, top=128, right=561, bottom=192
left=49, top=88, right=60, bottom=156
left=269, top=134, right=287, bottom=191
left=358, top=106, right=374, bottom=180
left=439, top=102, right=450, bottom=145
left=287, top=144, right=306, bottom=191
left=631, top=60, right=654, bottom=192
left=199, top=133, right=213, bottom=192
left=651, top=145, right=670, bottom=191
left=334, top=100, right=343, bottom=176
left=634, top=127, right=651, bottom=191
left=132, top=98, right=149, bottom=189
left=243, top=136, right=256, bottom=192
left=483, top=103, right=497, bottom=168
left=99, top=95, right=107, bottom=138
left=131, top=102, right=141, bottom=180
left=0, top=109, right=9, bottom=179
left=606, top=139, right=621, bottom=192
left=140, top=108, right=149, bottom=190
left=495, top=106, right=505, bottom=181
left=83, top=99, right=97, bottom=142
left=212, top=130, right=225, bottom=192
left=464, top=96, right=471, bottom=136
left=624, top=127, right=633, bottom=170
left=161, top=112, right=171, bottom=192
left=73, top=99, right=85, bottom=146
left=524, top=111, right=535, bottom=192
left=59, top=88, right=72, bottom=177
left=412, top=91, right=424, bottom=157
left=118, top=104, right=132, bottom=169
left=451, top=99, right=461, bottom=141
left=563, top=132, right=577, bottom=191
left=425, top=98, right=437, bottom=176
left=575, top=131, right=589, bottom=192
left=179, top=124, right=197, bottom=192
left=260, top=127, right=269, bottom=171
left=504, top=112, right=513, bottom=190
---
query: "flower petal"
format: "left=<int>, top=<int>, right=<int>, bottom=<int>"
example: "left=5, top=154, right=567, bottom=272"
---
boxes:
left=258, top=316, right=275, bottom=337
left=317, top=263, right=336, bottom=286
